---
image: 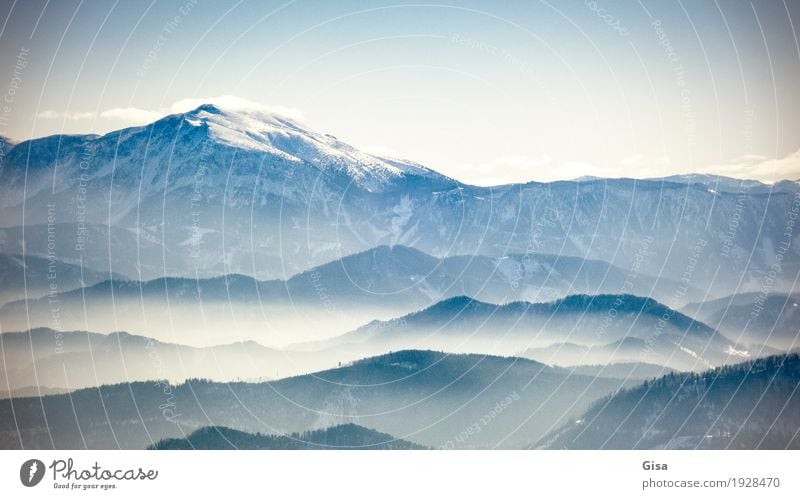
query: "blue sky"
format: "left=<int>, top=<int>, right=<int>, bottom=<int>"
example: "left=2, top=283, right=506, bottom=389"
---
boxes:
left=1, top=0, right=799, bottom=184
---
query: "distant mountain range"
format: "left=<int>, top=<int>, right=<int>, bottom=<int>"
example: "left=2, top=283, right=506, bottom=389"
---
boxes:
left=0, top=327, right=336, bottom=392
left=0, top=350, right=629, bottom=449
left=0, top=385, right=68, bottom=399
left=0, top=253, right=123, bottom=305
left=654, top=174, right=789, bottom=193
left=683, top=292, right=800, bottom=350
left=1, top=104, right=796, bottom=300
left=0, top=104, right=456, bottom=280
left=311, top=294, right=751, bottom=371
left=5, top=350, right=796, bottom=450
left=0, top=245, right=706, bottom=345
left=0, top=103, right=797, bottom=451
left=0, top=290, right=761, bottom=393
left=539, top=353, right=800, bottom=449
left=551, top=362, right=677, bottom=381
left=150, top=423, right=425, bottom=450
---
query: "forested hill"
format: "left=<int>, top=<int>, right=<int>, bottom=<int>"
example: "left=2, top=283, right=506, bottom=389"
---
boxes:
left=540, top=354, right=800, bottom=449
left=149, top=423, right=426, bottom=450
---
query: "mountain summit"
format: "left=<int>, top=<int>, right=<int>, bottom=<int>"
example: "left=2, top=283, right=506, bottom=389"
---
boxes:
left=174, top=103, right=452, bottom=192
left=0, top=103, right=456, bottom=222
left=0, top=103, right=797, bottom=299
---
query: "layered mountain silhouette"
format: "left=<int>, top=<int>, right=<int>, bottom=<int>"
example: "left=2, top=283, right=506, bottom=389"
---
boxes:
left=1, top=292, right=755, bottom=392
left=313, top=294, right=749, bottom=371
left=0, top=103, right=797, bottom=451
left=551, top=362, right=677, bottom=381
left=0, top=245, right=704, bottom=345
left=0, top=327, right=336, bottom=392
left=0, top=350, right=630, bottom=450
left=149, top=423, right=425, bottom=450
left=539, top=353, right=800, bottom=449
left=0, top=253, right=123, bottom=305
left=683, top=292, right=800, bottom=350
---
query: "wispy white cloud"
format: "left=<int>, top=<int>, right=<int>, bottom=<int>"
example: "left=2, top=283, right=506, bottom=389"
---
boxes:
left=620, top=153, right=645, bottom=167
left=168, top=95, right=306, bottom=122
left=35, top=95, right=306, bottom=128
left=699, top=150, right=800, bottom=183
left=98, top=107, right=161, bottom=123
left=36, top=110, right=95, bottom=120
left=36, top=110, right=60, bottom=119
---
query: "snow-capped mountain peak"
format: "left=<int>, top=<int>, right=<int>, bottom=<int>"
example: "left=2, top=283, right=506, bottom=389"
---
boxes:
left=177, top=103, right=449, bottom=192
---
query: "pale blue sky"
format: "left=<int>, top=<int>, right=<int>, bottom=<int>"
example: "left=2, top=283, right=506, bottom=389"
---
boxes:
left=1, top=0, right=799, bottom=184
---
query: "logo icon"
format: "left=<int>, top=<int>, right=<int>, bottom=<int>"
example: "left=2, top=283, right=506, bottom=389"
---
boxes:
left=20, top=459, right=45, bottom=487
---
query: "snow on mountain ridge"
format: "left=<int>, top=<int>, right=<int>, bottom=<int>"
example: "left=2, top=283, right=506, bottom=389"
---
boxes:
left=180, top=103, right=440, bottom=191
left=0, top=102, right=457, bottom=223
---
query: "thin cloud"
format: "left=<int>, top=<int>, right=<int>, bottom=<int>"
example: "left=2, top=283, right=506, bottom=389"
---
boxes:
left=700, top=150, right=800, bottom=183
left=36, top=110, right=95, bottom=120
left=35, top=95, right=306, bottom=128
left=168, top=95, right=306, bottom=122
left=620, top=153, right=645, bottom=167
left=99, top=107, right=161, bottom=124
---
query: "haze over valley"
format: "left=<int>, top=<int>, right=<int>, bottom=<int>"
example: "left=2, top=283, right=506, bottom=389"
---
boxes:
left=1, top=104, right=798, bottom=450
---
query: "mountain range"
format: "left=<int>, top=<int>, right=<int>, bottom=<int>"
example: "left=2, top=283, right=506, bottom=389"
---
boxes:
left=0, top=253, right=123, bottom=305
left=5, top=350, right=796, bottom=450
left=1, top=289, right=751, bottom=394
left=0, top=102, right=797, bottom=451
left=311, top=294, right=751, bottom=371
left=682, top=292, right=800, bottom=350
left=149, top=423, right=425, bottom=450
left=0, top=244, right=706, bottom=345
left=1, top=104, right=797, bottom=301
left=0, top=327, right=337, bottom=391
left=0, top=350, right=629, bottom=450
